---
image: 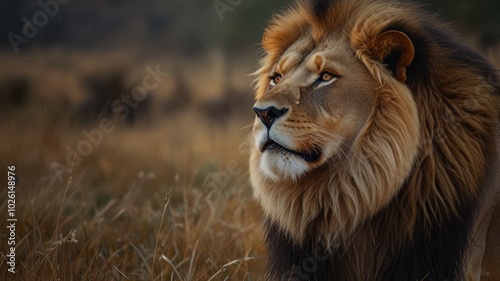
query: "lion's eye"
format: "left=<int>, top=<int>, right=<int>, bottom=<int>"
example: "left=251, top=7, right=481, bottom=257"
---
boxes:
left=270, top=74, right=282, bottom=86
left=321, top=72, right=333, bottom=81
left=315, top=72, right=338, bottom=88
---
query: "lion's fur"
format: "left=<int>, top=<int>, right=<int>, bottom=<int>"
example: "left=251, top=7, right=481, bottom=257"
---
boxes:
left=250, top=0, right=500, bottom=280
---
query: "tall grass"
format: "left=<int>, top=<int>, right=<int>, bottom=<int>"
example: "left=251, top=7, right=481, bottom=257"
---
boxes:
left=0, top=110, right=264, bottom=280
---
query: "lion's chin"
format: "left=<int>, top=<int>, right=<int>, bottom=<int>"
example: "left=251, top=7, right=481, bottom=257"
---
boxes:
left=259, top=150, right=313, bottom=181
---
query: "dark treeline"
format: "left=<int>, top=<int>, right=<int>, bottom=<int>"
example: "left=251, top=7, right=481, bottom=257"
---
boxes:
left=1, top=0, right=498, bottom=55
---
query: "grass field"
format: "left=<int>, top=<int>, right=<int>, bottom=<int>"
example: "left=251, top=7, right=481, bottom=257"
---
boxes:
left=0, top=83, right=264, bottom=280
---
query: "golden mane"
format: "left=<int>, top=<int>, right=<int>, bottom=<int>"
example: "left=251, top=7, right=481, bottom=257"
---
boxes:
left=251, top=0, right=500, bottom=280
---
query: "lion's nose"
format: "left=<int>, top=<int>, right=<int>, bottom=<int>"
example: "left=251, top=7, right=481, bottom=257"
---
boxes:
left=253, top=106, right=289, bottom=129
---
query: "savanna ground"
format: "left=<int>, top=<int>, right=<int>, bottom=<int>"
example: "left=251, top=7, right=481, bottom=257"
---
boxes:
left=0, top=50, right=265, bottom=280
left=0, top=45, right=499, bottom=281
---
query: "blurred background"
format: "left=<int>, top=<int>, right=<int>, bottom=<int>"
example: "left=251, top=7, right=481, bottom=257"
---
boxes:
left=0, top=0, right=499, bottom=280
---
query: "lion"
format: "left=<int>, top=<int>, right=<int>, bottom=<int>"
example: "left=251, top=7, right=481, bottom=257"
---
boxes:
left=248, top=0, right=500, bottom=280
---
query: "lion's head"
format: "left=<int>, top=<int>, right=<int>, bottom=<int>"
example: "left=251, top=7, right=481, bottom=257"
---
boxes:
left=249, top=0, right=499, bottom=250
left=251, top=30, right=413, bottom=180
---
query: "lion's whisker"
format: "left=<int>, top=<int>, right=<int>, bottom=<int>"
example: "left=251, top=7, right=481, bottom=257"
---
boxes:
left=239, top=123, right=254, bottom=130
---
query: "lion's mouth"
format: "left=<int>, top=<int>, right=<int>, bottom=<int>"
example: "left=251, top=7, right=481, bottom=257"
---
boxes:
left=262, top=139, right=321, bottom=162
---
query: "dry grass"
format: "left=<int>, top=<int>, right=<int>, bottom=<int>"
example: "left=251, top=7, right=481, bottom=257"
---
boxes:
left=0, top=107, right=264, bottom=280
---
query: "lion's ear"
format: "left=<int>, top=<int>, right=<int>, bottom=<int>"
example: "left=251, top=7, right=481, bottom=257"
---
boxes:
left=373, top=30, right=415, bottom=83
